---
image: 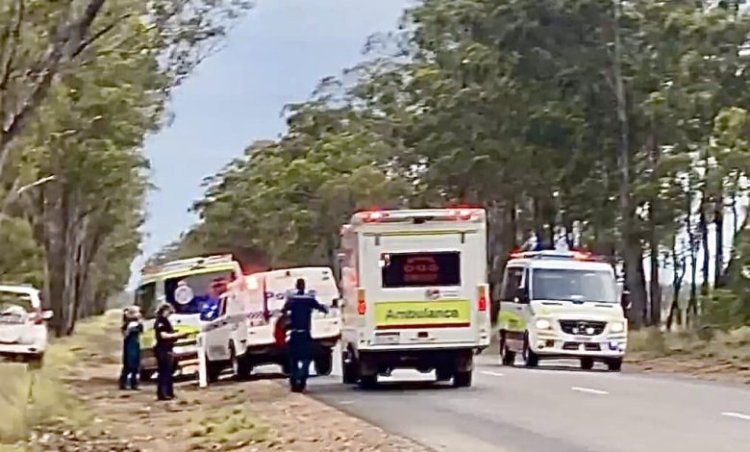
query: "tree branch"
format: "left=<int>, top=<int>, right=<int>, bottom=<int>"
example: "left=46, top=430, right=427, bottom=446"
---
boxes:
left=70, top=13, right=133, bottom=59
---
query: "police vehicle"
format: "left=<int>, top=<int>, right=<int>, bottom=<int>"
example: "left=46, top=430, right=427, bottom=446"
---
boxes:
left=338, top=208, right=491, bottom=388
left=201, top=267, right=341, bottom=382
left=497, top=250, right=627, bottom=371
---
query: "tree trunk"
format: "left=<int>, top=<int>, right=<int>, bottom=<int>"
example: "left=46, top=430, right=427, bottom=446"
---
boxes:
left=699, top=202, right=710, bottom=298
left=714, top=200, right=725, bottom=288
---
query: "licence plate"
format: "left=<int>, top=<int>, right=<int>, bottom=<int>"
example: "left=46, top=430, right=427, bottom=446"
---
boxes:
left=574, top=336, right=593, bottom=342
left=374, top=332, right=399, bottom=345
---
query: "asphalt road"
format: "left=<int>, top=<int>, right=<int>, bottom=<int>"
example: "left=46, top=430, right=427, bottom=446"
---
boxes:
left=305, top=347, right=750, bottom=452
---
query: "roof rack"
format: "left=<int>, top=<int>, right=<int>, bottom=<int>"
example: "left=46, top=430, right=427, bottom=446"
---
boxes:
left=143, top=254, right=235, bottom=275
left=508, top=250, right=605, bottom=262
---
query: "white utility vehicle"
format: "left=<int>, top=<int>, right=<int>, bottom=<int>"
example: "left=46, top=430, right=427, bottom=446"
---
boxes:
left=338, top=208, right=491, bottom=388
left=0, top=284, right=53, bottom=366
left=202, top=267, right=341, bottom=382
left=497, top=250, right=628, bottom=371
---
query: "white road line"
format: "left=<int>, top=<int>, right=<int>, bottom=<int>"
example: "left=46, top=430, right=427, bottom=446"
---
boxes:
left=481, top=371, right=505, bottom=377
left=571, top=386, right=609, bottom=395
left=721, top=412, right=750, bottom=421
left=339, top=400, right=355, bottom=405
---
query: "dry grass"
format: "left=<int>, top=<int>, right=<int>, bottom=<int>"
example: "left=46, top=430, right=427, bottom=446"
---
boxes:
left=627, top=326, right=750, bottom=383
left=0, top=311, right=120, bottom=444
left=187, top=404, right=270, bottom=449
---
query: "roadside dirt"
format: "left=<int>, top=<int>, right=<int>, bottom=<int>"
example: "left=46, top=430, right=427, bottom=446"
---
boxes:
left=18, top=325, right=428, bottom=452
left=625, top=355, right=750, bottom=385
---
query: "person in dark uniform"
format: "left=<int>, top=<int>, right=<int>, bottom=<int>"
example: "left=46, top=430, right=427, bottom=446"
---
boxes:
left=119, top=306, right=143, bottom=390
left=153, top=303, right=188, bottom=401
left=282, top=278, right=328, bottom=392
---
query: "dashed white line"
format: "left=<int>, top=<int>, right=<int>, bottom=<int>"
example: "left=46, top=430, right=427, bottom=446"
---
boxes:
left=481, top=371, right=505, bottom=377
left=571, top=386, right=609, bottom=395
left=721, top=412, right=750, bottom=421
left=339, top=400, right=355, bottom=405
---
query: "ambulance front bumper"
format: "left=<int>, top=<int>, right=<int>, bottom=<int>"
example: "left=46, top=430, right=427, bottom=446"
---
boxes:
left=528, top=327, right=627, bottom=358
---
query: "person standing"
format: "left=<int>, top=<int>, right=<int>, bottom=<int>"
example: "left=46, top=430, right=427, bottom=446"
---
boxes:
left=282, top=278, right=328, bottom=392
left=119, top=306, right=143, bottom=390
left=153, top=303, right=188, bottom=401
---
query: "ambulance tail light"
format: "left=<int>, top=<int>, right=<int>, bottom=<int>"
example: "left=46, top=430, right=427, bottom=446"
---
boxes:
left=357, top=288, right=366, bottom=315
left=477, top=285, right=488, bottom=312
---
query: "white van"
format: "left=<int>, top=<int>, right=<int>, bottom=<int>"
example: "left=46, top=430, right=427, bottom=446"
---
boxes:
left=497, top=250, right=627, bottom=371
left=202, top=267, right=341, bottom=382
left=338, top=208, right=491, bottom=388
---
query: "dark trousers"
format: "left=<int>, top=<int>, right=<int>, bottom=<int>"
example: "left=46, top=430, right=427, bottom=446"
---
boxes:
left=119, top=344, right=140, bottom=389
left=288, top=331, right=312, bottom=389
left=119, top=363, right=139, bottom=389
left=155, top=350, right=174, bottom=400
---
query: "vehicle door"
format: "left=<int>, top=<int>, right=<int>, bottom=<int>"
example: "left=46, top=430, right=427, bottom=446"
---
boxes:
left=498, top=266, right=530, bottom=351
left=205, top=294, right=230, bottom=361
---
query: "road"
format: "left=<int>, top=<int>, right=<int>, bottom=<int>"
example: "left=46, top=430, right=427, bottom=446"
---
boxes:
left=305, top=347, right=750, bottom=452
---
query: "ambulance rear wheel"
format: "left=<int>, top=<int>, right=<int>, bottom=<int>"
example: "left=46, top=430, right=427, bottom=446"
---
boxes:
left=453, top=370, right=472, bottom=388
left=314, top=351, right=333, bottom=376
left=359, top=374, right=378, bottom=389
left=230, top=344, right=252, bottom=379
left=206, top=358, right=222, bottom=383
left=500, top=342, right=516, bottom=366
left=606, top=358, right=622, bottom=372
left=342, top=350, right=357, bottom=384
left=580, top=357, right=594, bottom=370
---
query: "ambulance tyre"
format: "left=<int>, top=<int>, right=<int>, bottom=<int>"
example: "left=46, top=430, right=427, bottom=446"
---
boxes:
left=206, top=357, right=222, bottom=383
left=453, top=370, right=472, bottom=388
left=359, top=374, right=378, bottom=389
left=580, top=357, right=594, bottom=370
left=499, top=332, right=516, bottom=366
left=606, top=358, right=623, bottom=372
left=435, top=367, right=453, bottom=381
left=341, top=350, right=358, bottom=384
left=139, top=369, right=154, bottom=382
left=522, top=332, right=539, bottom=368
left=314, top=351, right=333, bottom=376
left=230, top=343, right=252, bottom=379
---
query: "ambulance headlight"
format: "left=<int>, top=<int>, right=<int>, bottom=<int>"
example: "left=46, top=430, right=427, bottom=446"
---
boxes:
left=610, top=321, right=625, bottom=333
left=534, top=319, right=552, bottom=330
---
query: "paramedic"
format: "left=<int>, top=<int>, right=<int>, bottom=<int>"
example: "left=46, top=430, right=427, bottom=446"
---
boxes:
left=282, top=278, right=328, bottom=392
left=153, top=303, right=188, bottom=401
left=119, top=306, right=143, bottom=390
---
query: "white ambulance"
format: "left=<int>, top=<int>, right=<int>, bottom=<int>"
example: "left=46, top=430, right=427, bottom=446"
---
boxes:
left=338, top=208, right=491, bottom=388
left=497, top=250, right=627, bottom=371
left=201, top=267, right=341, bottom=382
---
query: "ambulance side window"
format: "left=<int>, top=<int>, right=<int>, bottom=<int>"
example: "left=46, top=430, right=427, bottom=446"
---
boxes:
left=500, top=268, right=524, bottom=302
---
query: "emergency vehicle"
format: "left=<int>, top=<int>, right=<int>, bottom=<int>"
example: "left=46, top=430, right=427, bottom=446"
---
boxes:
left=134, top=254, right=241, bottom=380
left=201, top=267, right=341, bottom=382
left=497, top=250, right=627, bottom=371
left=338, top=208, right=491, bottom=388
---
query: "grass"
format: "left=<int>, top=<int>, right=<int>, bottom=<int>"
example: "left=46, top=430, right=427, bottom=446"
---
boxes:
left=0, top=311, right=121, bottom=445
left=628, top=326, right=750, bottom=365
left=188, top=404, right=270, bottom=450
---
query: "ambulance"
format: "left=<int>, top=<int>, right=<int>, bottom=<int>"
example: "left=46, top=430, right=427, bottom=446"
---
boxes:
left=338, top=208, right=491, bottom=388
left=201, top=267, right=341, bottom=382
left=497, top=250, right=627, bottom=371
left=134, top=254, right=242, bottom=380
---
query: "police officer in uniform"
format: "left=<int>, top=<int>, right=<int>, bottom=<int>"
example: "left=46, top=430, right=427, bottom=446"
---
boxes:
left=153, top=303, right=188, bottom=401
left=282, top=278, right=328, bottom=392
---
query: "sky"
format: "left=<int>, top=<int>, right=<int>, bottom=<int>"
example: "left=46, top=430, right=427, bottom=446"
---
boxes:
left=129, top=0, right=412, bottom=286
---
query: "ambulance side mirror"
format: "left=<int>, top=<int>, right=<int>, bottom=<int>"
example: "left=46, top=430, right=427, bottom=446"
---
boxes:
left=620, top=290, right=631, bottom=312
left=514, top=286, right=530, bottom=304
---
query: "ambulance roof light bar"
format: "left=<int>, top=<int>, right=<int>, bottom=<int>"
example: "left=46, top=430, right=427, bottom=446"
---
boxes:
left=149, top=254, right=235, bottom=274
left=508, top=250, right=603, bottom=262
left=352, top=207, right=485, bottom=224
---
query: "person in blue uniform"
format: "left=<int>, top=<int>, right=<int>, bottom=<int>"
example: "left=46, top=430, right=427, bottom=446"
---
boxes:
left=282, top=278, right=328, bottom=392
left=153, top=303, right=188, bottom=401
left=119, top=306, right=143, bottom=390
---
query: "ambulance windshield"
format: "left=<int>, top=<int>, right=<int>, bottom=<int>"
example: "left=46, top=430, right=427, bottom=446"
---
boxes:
left=531, top=268, right=616, bottom=303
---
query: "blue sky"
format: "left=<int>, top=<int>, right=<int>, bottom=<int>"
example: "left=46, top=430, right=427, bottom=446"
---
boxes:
left=129, top=0, right=411, bottom=285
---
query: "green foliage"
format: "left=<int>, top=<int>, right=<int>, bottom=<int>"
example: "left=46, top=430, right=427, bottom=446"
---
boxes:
left=169, top=1, right=750, bottom=328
